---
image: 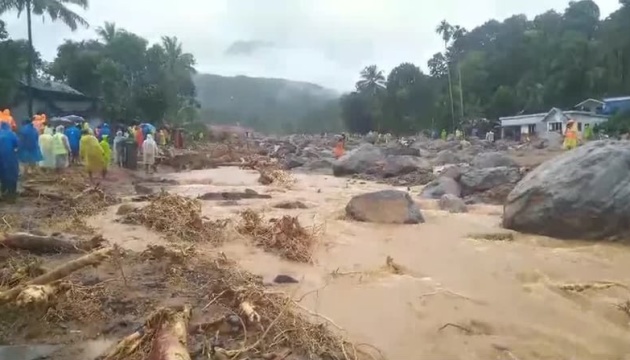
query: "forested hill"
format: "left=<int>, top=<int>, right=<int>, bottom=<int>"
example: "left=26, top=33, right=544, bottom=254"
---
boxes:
left=194, top=73, right=341, bottom=133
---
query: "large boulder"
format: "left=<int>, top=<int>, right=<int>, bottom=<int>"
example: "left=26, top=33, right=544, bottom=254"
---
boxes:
left=472, top=152, right=519, bottom=169
left=460, top=166, right=522, bottom=196
left=439, top=194, right=468, bottom=213
left=432, top=150, right=461, bottom=165
left=346, top=190, right=424, bottom=224
left=420, top=176, right=462, bottom=199
left=383, top=146, right=421, bottom=157
left=382, top=155, right=431, bottom=178
left=332, top=144, right=385, bottom=176
left=503, top=141, right=630, bottom=240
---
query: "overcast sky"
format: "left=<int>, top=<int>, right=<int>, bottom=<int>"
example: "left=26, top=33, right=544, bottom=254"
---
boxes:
left=1, top=0, right=621, bottom=91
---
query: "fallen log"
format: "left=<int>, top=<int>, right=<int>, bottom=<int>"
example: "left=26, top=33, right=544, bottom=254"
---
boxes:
left=103, top=305, right=192, bottom=360
left=0, top=247, right=113, bottom=303
left=0, top=233, right=106, bottom=254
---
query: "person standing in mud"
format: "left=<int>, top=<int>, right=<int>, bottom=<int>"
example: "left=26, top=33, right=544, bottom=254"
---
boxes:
left=142, top=133, right=159, bottom=174
left=0, top=122, right=19, bottom=202
left=334, top=133, right=346, bottom=159
left=17, top=118, right=42, bottom=175
left=80, top=129, right=107, bottom=181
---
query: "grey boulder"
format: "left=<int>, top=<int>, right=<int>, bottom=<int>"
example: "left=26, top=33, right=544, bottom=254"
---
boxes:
left=439, top=194, right=468, bottom=213
left=472, top=152, right=519, bottom=169
left=346, top=190, right=424, bottom=224
left=420, top=176, right=462, bottom=199
left=460, top=166, right=522, bottom=196
left=382, top=155, right=431, bottom=178
left=333, top=144, right=384, bottom=176
left=503, top=141, right=630, bottom=240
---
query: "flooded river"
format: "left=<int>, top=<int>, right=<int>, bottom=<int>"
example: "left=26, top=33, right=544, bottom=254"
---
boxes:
left=89, top=167, right=630, bottom=360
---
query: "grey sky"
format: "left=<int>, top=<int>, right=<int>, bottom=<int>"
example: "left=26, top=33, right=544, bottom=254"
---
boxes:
left=1, top=0, right=621, bottom=91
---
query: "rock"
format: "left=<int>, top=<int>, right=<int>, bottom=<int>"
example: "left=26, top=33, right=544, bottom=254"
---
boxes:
left=332, top=144, right=385, bottom=176
left=273, top=274, right=299, bottom=284
left=0, top=345, right=62, bottom=360
left=382, top=155, right=431, bottom=178
left=274, top=200, right=308, bottom=209
left=282, top=156, right=306, bottom=170
left=346, top=190, right=424, bottom=224
left=472, top=152, right=519, bottom=168
left=438, top=194, right=468, bottom=213
left=133, top=183, right=154, bottom=195
left=116, top=203, right=137, bottom=215
left=383, top=146, right=421, bottom=156
left=303, top=159, right=333, bottom=171
left=432, top=150, right=460, bottom=165
left=503, top=141, right=630, bottom=240
left=459, top=166, right=522, bottom=196
left=420, top=177, right=462, bottom=199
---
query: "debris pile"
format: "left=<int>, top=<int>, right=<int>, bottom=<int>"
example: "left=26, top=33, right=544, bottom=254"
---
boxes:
left=121, top=191, right=230, bottom=244
left=237, top=209, right=317, bottom=263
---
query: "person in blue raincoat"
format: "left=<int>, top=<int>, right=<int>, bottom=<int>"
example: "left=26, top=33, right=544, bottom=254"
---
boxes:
left=100, top=123, right=111, bottom=142
left=17, top=118, right=42, bottom=174
left=65, top=124, right=81, bottom=165
left=0, top=122, right=20, bottom=202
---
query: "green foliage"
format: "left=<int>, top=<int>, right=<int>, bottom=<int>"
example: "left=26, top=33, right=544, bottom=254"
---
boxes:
left=341, top=0, right=630, bottom=135
left=596, top=110, right=630, bottom=135
left=47, top=24, right=197, bottom=124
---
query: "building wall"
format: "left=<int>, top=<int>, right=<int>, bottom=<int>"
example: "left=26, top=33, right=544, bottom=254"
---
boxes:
left=10, top=100, right=48, bottom=121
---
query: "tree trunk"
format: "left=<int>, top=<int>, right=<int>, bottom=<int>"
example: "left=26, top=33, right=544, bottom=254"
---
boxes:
left=458, top=64, right=464, bottom=119
left=445, top=43, right=455, bottom=132
left=26, top=0, right=34, bottom=119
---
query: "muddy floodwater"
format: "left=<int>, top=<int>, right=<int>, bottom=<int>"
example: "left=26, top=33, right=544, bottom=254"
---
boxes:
left=88, top=167, right=630, bottom=360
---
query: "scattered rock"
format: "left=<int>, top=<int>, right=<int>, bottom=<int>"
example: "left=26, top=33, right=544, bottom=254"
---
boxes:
left=133, top=183, right=154, bottom=195
left=332, top=144, right=385, bottom=176
left=503, top=141, right=630, bottom=240
left=472, top=152, right=519, bottom=169
left=273, top=201, right=308, bottom=209
left=116, top=203, right=138, bottom=215
left=346, top=190, right=424, bottom=224
left=273, top=274, right=299, bottom=284
left=382, top=155, right=431, bottom=178
left=420, top=177, right=462, bottom=199
left=459, top=167, right=522, bottom=196
left=439, top=194, right=468, bottom=213
left=432, top=150, right=460, bottom=165
left=198, top=190, right=271, bottom=201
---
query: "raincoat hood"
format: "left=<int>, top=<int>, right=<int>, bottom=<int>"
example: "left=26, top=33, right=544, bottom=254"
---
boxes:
left=43, top=127, right=53, bottom=135
left=56, top=125, right=64, bottom=133
left=0, top=122, right=10, bottom=131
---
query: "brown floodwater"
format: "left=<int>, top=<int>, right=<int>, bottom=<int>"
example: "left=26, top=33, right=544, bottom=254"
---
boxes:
left=88, top=167, right=630, bottom=360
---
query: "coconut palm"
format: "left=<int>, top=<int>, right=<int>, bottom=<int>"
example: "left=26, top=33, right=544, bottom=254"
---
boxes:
left=161, top=36, right=196, bottom=74
left=0, top=0, right=89, bottom=117
left=435, top=20, right=455, bottom=130
left=356, top=65, right=386, bottom=94
left=96, top=21, right=117, bottom=44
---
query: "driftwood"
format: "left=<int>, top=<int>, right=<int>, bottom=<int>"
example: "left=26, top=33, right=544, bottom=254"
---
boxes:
left=197, top=190, right=271, bottom=201
left=0, top=233, right=106, bottom=254
left=0, top=247, right=113, bottom=303
left=103, top=305, right=192, bottom=360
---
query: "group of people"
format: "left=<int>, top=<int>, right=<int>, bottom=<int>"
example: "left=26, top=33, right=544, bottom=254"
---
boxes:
left=0, top=117, right=165, bottom=202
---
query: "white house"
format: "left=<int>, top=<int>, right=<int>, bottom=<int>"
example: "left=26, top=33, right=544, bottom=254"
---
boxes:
left=499, top=107, right=609, bottom=139
left=574, top=98, right=604, bottom=113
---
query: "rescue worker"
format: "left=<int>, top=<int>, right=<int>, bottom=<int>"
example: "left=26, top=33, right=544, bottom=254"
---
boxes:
left=0, top=122, right=19, bottom=202
left=80, top=129, right=107, bottom=181
left=440, top=129, right=447, bottom=140
left=52, top=125, right=70, bottom=171
left=100, top=135, right=112, bottom=165
left=65, top=124, right=81, bottom=165
left=113, top=131, right=125, bottom=167
left=39, top=127, right=55, bottom=169
left=142, top=133, right=159, bottom=174
left=563, top=120, right=578, bottom=150
left=17, top=118, right=42, bottom=174
left=333, top=134, right=346, bottom=159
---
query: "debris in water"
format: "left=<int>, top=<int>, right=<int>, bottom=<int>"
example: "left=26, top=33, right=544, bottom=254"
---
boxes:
left=467, top=232, right=515, bottom=241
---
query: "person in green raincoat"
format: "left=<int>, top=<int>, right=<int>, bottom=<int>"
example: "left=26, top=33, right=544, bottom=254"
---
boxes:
left=100, top=135, right=111, bottom=165
left=583, top=123, right=593, bottom=141
left=440, top=129, right=447, bottom=140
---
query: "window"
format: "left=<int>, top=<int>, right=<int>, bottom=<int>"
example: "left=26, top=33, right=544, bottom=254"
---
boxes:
left=578, top=122, right=583, bottom=131
left=528, top=124, right=536, bottom=134
left=549, top=122, right=562, bottom=131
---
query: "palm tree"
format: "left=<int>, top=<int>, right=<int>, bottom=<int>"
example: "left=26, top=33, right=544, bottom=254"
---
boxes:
left=161, top=36, right=196, bottom=74
left=435, top=20, right=455, bottom=131
left=356, top=65, right=386, bottom=94
left=452, top=25, right=466, bottom=119
left=0, top=0, right=89, bottom=118
left=96, top=21, right=117, bottom=44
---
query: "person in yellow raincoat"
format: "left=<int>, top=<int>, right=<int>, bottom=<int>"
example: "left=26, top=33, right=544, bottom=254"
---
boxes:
left=80, top=129, right=107, bottom=181
left=100, top=135, right=111, bottom=165
left=38, top=127, right=55, bottom=169
left=563, top=120, right=578, bottom=150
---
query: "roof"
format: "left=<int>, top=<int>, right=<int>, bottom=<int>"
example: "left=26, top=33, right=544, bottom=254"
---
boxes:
left=603, top=96, right=630, bottom=102
left=19, top=78, right=86, bottom=96
left=563, top=110, right=609, bottom=119
left=575, top=98, right=604, bottom=107
left=499, top=112, right=547, bottom=127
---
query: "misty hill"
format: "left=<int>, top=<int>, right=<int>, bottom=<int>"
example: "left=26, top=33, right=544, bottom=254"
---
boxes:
left=194, top=74, right=340, bottom=133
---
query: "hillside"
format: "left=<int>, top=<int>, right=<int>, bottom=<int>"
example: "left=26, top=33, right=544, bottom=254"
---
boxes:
left=194, top=74, right=341, bottom=133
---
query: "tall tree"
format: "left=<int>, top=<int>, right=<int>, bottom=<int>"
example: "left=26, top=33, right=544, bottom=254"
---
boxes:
left=435, top=20, right=456, bottom=130
left=0, top=0, right=89, bottom=118
left=356, top=65, right=386, bottom=94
